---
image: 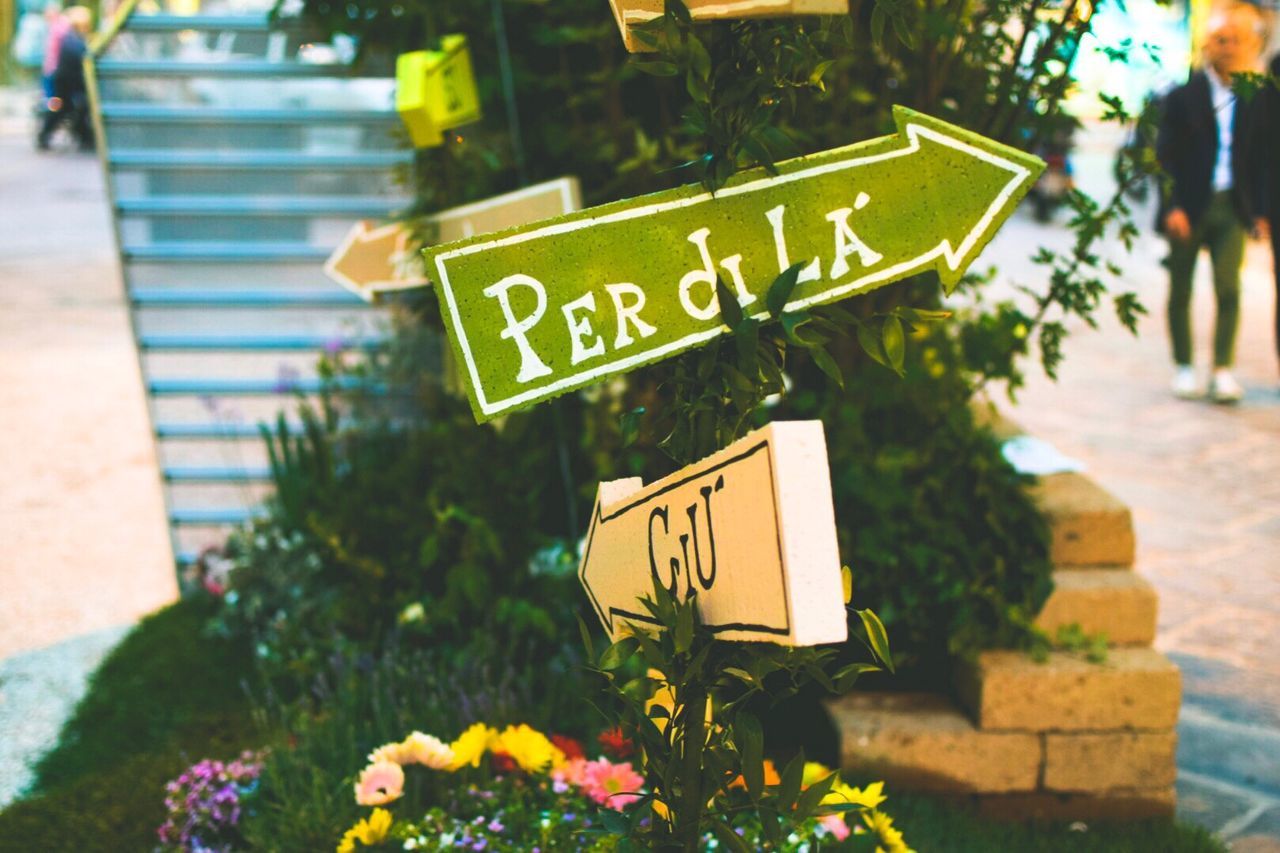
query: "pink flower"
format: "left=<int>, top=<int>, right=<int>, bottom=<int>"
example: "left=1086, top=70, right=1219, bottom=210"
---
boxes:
left=552, top=757, right=589, bottom=789
left=580, top=758, right=645, bottom=811
left=354, top=761, right=404, bottom=806
left=819, top=813, right=851, bottom=841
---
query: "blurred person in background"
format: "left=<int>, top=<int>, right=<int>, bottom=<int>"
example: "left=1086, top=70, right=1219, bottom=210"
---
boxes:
left=40, top=2, right=69, bottom=99
left=1157, top=1, right=1268, bottom=403
left=1260, top=47, right=1279, bottom=385
left=36, top=6, right=93, bottom=152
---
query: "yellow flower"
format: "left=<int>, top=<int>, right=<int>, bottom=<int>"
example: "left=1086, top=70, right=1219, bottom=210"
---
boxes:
left=493, top=724, right=565, bottom=773
left=367, top=740, right=412, bottom=766
left=800, top=763, right=886, bottom=810
left=865, top=808, right=913, bottom=853
left=448, top=722, right=497, bottom=770
left=401, top=731, right=454, bottom=769
left=336, top=807, right=393, bottom=852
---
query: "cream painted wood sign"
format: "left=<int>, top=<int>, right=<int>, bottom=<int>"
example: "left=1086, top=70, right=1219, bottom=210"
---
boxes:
left=424, top=107, right=1043, bottom=423
left=579, top=420, right=847, bottom=646
left=609, top=0, right=850, bottom=52
left=326, top=178, right=582, bottom=301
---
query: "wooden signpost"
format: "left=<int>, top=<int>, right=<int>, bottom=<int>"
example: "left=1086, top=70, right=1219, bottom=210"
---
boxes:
left=396, top=35, right=482, bottom=148
left=423, top=107, right=1044, bottom=423
left=579, top=420, right=847, bottom=646
left=326, top=178, right=583, bottom=301
left=609, top=0, right=850, bottom=52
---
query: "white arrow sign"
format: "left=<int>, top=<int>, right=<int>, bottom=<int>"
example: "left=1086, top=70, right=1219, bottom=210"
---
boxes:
left=579, top=421, right=848, bottom=646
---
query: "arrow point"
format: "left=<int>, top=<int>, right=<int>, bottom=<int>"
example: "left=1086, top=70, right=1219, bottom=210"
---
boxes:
left=889, top=107, right=1045, bottom=287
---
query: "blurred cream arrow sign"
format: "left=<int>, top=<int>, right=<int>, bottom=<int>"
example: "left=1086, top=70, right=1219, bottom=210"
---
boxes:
left=578, top=420, right=848, bottom=646
left=325, top=177, right=583, bottom=301
left=325, top=221, right=426, bottom=300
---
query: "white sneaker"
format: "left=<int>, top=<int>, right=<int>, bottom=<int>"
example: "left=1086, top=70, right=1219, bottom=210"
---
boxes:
left=1209, top=369, right=1243, bottom=403
left=1171, top=366, right=1198, bottom=399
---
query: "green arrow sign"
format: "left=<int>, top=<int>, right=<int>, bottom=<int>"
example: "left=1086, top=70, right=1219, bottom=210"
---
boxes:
left=426, top=106, right=1044, bottom=422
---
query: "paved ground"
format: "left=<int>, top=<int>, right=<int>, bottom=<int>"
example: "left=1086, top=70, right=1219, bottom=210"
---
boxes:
left=992, top=126, right=1280, bottom=847
left=0, top=88, right=176, bottom=803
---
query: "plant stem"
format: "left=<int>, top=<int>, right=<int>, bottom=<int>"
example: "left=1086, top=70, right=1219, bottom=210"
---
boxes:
left=676, top=677, right=707, bottom=851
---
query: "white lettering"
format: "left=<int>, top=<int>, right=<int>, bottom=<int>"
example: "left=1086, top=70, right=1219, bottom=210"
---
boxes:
left=765, top=204, right=821, bottom=284
left=678, top=227, right=757, bottom=322
left=605, top=282, right=657, bottom=349
left=827, top=193, right=883, bottom=280
left=483, top=273, right=553, bottom=383
left=562, top=292, right=606, bottom=365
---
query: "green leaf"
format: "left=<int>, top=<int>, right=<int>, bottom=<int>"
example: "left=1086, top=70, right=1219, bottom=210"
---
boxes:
left=882, top=314, right=905, bottom=374
left=620, top=406, right=646, bottom=449
left=766, top=262, right=804, bottom=318
left=858, top=608, right=895, bottom=673
left=576, top=614, right=596, bottom=662
left=674, top=601, right=694, bottom=654
left=795, top=769, right=838, bottom=819
left=716, top=275, right=744, bottom=330
left=737, top=711, right=764, bottom=799
left=710, top=820, right=751, bottom=853
left=810, top=345, right=845, bottom=389
left=775, top=750, right=806, bottom=810
left=599, top=636, right=639, bottom=671
left=631, top=60, right=678, bottom=77
left=687, top=33, right=712, bottom=81
left=856, top=320, right=890, bottom=369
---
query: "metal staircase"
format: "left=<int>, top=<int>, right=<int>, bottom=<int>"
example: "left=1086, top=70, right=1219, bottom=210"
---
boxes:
left=87, top=2, right=411, bottom=567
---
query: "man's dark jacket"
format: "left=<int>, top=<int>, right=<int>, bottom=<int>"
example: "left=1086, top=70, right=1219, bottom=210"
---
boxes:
left=1156, top=69, right=1264, bottom=233
left=1259, top=54, right=1280, bottom=221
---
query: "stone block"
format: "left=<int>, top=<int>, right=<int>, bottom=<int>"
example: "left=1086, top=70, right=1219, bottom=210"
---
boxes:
left=826, top=692, right=1041, bottom=793
left=1034, top=569, right=1158, bottom=646
left=1026, top=472, right=1135, bottom=567
left=955, top=648, right=1181, bottom=731
left=1044, top=731, right=1177, bottom=791
left=977, top=787, right=1176, bottom=821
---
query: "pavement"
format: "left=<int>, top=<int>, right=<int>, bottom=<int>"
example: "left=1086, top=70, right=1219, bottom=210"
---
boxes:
left=993, top=124, right=1280, bottom=849
left=0, top=88, right=176, bottom=804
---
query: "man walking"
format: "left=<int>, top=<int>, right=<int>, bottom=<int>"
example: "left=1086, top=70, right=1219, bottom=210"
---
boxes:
left=1260, top=50, right=1279, bottom=385
left=1156, top=2, right=1267, bottom=403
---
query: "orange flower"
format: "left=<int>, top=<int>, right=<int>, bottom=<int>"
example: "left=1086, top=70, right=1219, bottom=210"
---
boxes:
left=728, top=759, right=781, bottom=789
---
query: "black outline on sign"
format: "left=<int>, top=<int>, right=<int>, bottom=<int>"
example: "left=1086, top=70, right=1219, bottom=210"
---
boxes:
left=579, top=439, right=792, bottom=638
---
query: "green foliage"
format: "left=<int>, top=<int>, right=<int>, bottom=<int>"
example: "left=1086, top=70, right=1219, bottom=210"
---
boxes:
left=588, top=579, right=892, bottom=850
left=216, top=310, right=594, bottom=681
left=780, top=332, right=1054, bottom=679
left=0, top=597, right=260, bottom=852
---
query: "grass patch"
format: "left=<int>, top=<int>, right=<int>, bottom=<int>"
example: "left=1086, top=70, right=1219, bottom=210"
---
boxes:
left=888, top=792, right=1224, bottom=853
left=0, top=596, right=261, bottom=852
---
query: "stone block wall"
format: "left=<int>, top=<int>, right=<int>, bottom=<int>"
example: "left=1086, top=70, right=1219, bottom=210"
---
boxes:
left=826, top=464, right=1182, bottom=821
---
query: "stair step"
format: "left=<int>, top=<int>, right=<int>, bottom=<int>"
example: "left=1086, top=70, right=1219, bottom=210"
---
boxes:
left=120, top=13, right=289, bottom=31
left=123, top=241, right=332, bottom=262
left=164, top=466, right=272, bottom=482
left=139, top=332, right=383, bottom=351
left=170, top=507, right=265, bottom=525
left=132, top=288, right=364, bottom=308
left=117, top=195, right=401, bottom=216
left=100, top=104, right=397, bottom=124
left=96, top=58, right=356, bottom=77
left=148, top=377, right=379, bottom=395
left=156, top=422, right=281, bottom=439
left=110, top=149, right=411, bottom=169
